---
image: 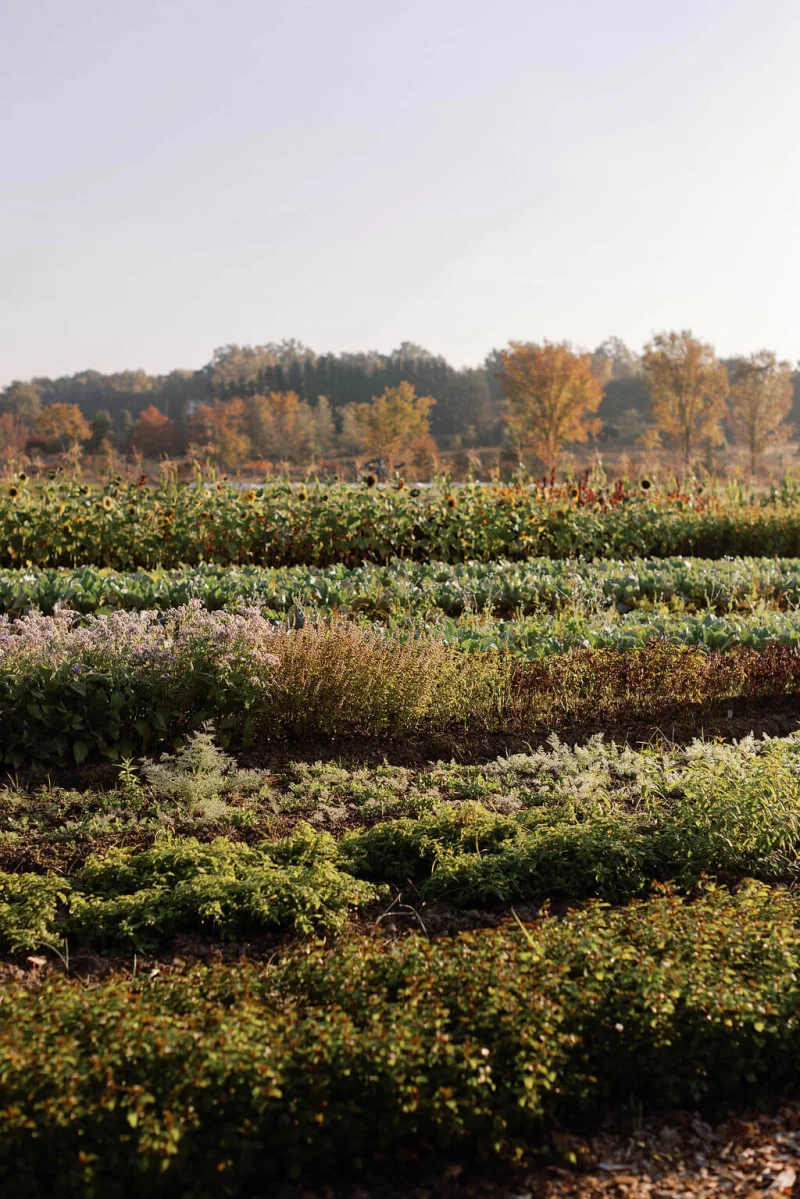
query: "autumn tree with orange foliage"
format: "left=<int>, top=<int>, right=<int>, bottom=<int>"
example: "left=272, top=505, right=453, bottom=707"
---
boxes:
left=129, top=404, right=178, bottom=458
left=342, top=381, right=436, bottom=468
left=498, top=341, right=604, bottom=470
left=643, top=331, right=729, bottom=469
left=34, top=403, right=92, bottom=451
left=189, top=398, right=251, bottom=470
left=728, top=350, right=794, bottom=475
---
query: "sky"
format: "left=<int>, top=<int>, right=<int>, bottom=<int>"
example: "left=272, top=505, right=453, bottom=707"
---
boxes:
left=2, top=0, right=800, bottom=385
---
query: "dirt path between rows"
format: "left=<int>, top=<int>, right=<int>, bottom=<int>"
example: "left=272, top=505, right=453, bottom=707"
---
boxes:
left=26, top=695, right=800, bottom=795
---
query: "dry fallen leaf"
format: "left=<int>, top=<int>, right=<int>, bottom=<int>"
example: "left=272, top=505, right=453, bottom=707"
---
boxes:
left=768, top=1166, right=797, bottom=1194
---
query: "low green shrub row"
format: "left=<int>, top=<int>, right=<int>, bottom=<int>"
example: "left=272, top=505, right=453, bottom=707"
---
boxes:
left=5, top=555, right=800, bottom=617
left=1, top=883, right=798, bottom=1196
left=343, top=738, right=800, bottom=902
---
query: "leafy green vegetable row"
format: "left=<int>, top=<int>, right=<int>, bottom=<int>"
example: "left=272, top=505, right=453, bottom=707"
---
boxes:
left=436, top=606, right=800, bottom=656
left=7, top=475, right=800, bottom=567
left=6, top=555, right=800, bottom=616
left=2, top=883, right=799, bottom=1195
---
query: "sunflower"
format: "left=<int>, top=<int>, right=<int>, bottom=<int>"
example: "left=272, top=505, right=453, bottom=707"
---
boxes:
left=395, top=479, right=405, bottom=491
left=640, top=478, right=652, bottom=491
left=8, top=486, right=19, bottom=500
left=17, top=472, right=27, bottom=483
left=243, top=490, right=256, bottom=503
left=446, top=495, right=457, bottom=509
left=56, top=502, right=66, bottom=515
left=102, top=495, right=114, bottom=511
left=570, top=487, right=579, bottom=499
left=365, top=474, right=377, bottom=488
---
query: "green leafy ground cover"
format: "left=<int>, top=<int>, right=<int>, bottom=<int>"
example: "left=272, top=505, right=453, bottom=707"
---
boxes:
left=3, top=733, right=800, bottom=952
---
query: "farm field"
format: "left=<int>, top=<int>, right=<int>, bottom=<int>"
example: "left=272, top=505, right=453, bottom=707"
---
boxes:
left=2, top=479, right=800, bottom=1197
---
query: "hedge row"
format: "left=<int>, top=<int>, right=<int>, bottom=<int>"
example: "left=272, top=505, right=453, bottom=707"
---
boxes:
left=1, top=883, right=798, bottom=1196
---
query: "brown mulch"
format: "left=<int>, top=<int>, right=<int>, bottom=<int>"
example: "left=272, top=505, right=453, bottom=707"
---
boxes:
left=236, top=700, right=800, bottom=773
left=532, top=1110, right=800, bottom=1198
left=283, top=1109, right=800, bottom=1198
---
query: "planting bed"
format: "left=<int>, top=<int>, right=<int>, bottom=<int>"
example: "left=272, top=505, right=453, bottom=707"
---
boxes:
left=2, top=479, right=800, bottom=1197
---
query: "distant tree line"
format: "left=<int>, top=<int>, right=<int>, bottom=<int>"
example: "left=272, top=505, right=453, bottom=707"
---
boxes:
left=1, top=335, right=799, bottom=473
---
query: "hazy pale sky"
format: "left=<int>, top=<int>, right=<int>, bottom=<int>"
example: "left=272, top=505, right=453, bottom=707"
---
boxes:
left=2, top=0, right=799, bottom=385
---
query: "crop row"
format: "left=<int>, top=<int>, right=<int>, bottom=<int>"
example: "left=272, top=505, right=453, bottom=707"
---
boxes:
left=3, top=608, right=800, bottom=767
left=5, top=730, right=800, bottom=951
left=6, top=555, right=800, bottom=617
left=12, top=564, right=800, bottom=655
left=7, top=477, right=800, bottom=566
left=436, top=607, right=800, bottom=656
left=1, top=883, right=799, bottom=1195
left=1, top=729, right=785, bottom=872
